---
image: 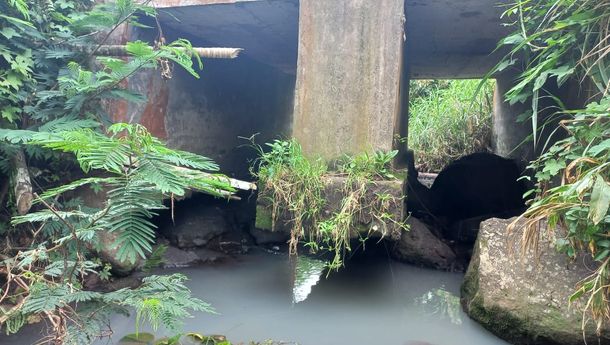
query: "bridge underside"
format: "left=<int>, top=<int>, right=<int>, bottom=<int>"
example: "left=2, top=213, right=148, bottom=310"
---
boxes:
left=121, top=0, right=549, bottom=177
left=155, top=0, right=509, bottom=78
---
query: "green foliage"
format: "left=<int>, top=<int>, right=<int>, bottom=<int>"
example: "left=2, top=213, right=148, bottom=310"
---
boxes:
left=253, top=139, right=326, bottom=255
left=489, top=0, right=609, bottom=144
left=338, top=150, right=398, bottom=180
left=12, top=123, right=233, bottom=263
left=0, top=0, right=225, bottom=343
left=408, top=79, right=494, bottom=172
left=116, top=274, right=215, bottom=333
left=491, top=0, right=610, bottom=333
left=0, top=0, right=203, bottom=192
left=143, top=244, right=168, bottom=272
left=1, top=123, right=228, bottom=343
left=252, top=139, right=405, bottom=271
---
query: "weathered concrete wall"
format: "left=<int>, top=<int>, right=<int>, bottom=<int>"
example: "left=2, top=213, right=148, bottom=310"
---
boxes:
left=493, top=73, right=590, bottom=167
left=492, top=73, right=532, bottom=164
left=100, top=17, right=296, bottom=180
left=161, top=29, right=296, bottom=179
left=292, top=0, right=405, bottom=160
left=98, top=23, right=170, bottom=140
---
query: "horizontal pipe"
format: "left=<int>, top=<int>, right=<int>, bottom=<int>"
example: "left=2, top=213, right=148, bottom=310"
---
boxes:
left=74, top=45, right=243, bottom=59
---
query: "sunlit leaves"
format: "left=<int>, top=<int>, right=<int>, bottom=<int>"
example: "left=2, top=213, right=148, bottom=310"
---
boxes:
left=590, top=175, right=610, bottom=225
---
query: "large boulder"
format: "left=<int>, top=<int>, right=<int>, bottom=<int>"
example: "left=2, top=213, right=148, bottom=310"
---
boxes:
left=462, top=217, right=610, bottom=345
left=95, top=230, right=143, bottom=276
left=389, top=217, right=457, bottom=270
left=73, top=186, right=143, bottom=275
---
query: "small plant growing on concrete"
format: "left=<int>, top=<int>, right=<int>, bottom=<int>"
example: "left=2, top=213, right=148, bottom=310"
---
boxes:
left=251, top=139, right=407, bottom=272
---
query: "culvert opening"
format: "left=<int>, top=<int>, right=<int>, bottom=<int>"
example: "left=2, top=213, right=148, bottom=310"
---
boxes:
left=404, top=79, right=529, bottom=267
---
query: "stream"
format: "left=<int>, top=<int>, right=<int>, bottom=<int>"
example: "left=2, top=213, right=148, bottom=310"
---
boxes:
left=1, top=248, right=509, bottom=345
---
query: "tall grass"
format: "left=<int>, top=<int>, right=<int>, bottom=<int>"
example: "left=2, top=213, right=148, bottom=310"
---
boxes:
left=408, top=79, right=495, bottom=172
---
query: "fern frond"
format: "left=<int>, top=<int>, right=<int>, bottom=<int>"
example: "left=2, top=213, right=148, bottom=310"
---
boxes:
left=134, top=155, right=187, bottom=195
left=102, top=181, right=163, bottom=263
left=0, top=128, right=38, bottom=144
left=12, top=210, right=94, bottom=225
left=38, top=116, right=100, bottom=132
left=38, top=177, right=116, bottom=201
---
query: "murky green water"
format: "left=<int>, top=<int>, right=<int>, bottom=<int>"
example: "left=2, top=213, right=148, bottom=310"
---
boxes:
left=1, top=250, right=509, bottom=345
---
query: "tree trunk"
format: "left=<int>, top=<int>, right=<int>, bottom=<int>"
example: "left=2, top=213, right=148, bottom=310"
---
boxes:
left=13, top=150, right=32, bottom=215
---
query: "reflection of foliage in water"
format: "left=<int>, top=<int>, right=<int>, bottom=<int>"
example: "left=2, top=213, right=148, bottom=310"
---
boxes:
left=118, top=332, right=297, bottom=345
left=290, top=256, right=327, bottom=304
left=414, top=287, right=462, bottom=325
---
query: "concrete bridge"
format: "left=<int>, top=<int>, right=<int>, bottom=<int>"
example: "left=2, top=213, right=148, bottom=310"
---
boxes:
left=116, top=0, right=573, bottom=177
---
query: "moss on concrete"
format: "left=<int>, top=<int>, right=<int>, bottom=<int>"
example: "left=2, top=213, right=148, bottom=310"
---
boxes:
left=255, top=204, right=273, bottom=231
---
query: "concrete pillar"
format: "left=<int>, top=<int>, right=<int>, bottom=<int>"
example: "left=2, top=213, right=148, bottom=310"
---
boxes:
left=292, top=0, right=406, bottom=161
left=494, top=73, right=588, bottom=167
left=492, top=73, right=533, bottom=165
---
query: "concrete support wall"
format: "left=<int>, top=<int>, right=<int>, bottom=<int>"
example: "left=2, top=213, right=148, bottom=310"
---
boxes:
left=492, top=74, right=532, bottom=165
left=164, top=53, right=296, bottom=179
left=493, top=73, right=589, bottom=167
left=292, top=0, right=406, bottom=160
left=104, top=25, right=296, bottom=180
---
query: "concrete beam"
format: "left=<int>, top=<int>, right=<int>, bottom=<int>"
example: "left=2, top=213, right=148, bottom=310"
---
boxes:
left=410, top=53, right=505, bottom=80
left=151, top=0, right=257, bottom=8
left=153, top=0, right=512, bottom=79
left=156, top=0, right=299, bottom=73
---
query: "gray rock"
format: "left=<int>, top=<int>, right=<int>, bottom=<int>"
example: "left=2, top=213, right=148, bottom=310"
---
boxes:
left=162, top=246, right=200, bottom=268
left=162, top=206, right=231, bottom=248
left=250, top=227, right=290, bottom=245
left=190, top=248, right=228, bottom=263
left=95, top=230, right=143, bottom=276
left=462, top=217, right=610, bottom=345
left=389, top=217, right=457, bottom=270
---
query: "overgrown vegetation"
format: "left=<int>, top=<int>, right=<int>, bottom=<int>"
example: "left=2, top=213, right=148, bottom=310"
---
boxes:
left=491, top=0, right=610, bottom=333
left=408, top=79, right=495, bottom=172
left=252, top=139, right=406, bottom=271
left=0, top=0, right=228, bottom=343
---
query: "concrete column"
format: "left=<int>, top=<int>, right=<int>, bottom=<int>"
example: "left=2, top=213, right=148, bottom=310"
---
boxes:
left=494, top=73, right=587, bottom=167
left=492, top=73, right=533, bottom=165
left=292, top=0, right=406, bottom=161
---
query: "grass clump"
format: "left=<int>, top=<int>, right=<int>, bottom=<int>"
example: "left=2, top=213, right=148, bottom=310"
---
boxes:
left=253, top=139, right=327, bottom=255
left=252, top=139, right=405, bottom=271
left=408, top=79, right=495, bottom=172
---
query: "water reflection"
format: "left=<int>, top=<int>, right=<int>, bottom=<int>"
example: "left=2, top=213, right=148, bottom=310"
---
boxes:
left=289, top=255, right=327, bottom=304
left=414, top=287, right=462, bottom=325
left=3, top=251, right=510, bottom=345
